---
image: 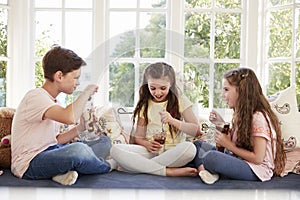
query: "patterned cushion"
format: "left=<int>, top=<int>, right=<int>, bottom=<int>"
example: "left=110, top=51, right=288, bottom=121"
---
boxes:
left=268, top=85, right=300, bottom=149
left=82, top=106, right=130, bottom=144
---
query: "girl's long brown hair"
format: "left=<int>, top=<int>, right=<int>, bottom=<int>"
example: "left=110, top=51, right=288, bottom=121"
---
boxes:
left=224, top=67, right=286, bottom=176
left=132, top=62, right=181, bottom=137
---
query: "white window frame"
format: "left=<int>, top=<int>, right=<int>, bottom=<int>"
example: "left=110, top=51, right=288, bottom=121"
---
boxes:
left=5, top=0, right=298, bottom=113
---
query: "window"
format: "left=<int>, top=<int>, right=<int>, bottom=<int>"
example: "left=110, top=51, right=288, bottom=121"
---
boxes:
left=0, top=1, right=8, bottom=107
left=4, top=0, right=299, bottom=113
left=263, top=0, right=300, bottom=109
left=107, top=0, right=168, bottom=107
left=34, top=0, right=94, bottom=105
left=107, top=0, right=245, bottom=111
left=183, top=0, right=243, bottom=109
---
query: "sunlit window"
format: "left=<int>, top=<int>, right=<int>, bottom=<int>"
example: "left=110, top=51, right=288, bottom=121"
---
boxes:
left=264, top=0, right=300, bottom=108
left=184, top=0, right=243, bottom=109
left=108, top=0, right=167, bottom=107
left=34, top=0, right=93, bottom=104
left=0, top=0, right=8, bottom=107
left=6, top=0, right=297, bottom=111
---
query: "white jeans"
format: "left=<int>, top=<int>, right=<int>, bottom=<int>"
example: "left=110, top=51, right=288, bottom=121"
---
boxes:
left=110, top=142, right=196, bottom=176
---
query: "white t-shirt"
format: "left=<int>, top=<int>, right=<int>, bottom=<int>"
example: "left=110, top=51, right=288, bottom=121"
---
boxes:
left=11, top=88, right=60, bottom=178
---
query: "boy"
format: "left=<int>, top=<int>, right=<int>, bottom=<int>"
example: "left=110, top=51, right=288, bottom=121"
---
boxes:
left=11, top=45, right=112, bottom=185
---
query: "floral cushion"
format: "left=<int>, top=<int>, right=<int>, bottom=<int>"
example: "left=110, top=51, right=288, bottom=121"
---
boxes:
left=82, top=105, right=131, bottom=144
left=268, top=85, right=300, bottom=150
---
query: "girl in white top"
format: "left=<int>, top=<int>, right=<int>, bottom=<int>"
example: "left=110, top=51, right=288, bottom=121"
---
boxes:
left=110, top=62, right=202, bottom=176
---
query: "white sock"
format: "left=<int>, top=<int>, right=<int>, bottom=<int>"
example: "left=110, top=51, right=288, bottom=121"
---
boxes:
left=199, top=170, right=219, bottom=184
left=52, top=171, right=78, bottom=185
left=106, top=158, right=118, bottom=172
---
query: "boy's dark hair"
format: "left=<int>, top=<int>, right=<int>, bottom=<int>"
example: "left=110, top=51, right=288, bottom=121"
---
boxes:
left=42, top=45, right=86, bottom=81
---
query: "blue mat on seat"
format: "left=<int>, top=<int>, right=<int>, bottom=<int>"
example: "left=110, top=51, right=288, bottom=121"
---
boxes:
left=1, top=168, right=299, bottom=189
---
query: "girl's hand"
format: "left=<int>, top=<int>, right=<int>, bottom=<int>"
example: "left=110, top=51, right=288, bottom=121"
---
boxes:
left=159, top=110, right=174, bottom=125
left=145, top=140, right=163, bottom=153
left=209, top=109, right=225, bottom=126
left=214, top=130, right=232, bottom=149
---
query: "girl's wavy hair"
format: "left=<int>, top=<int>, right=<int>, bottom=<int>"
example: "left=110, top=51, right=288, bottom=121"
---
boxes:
left=224, top=67, right=286, bottom=176
left=132, top=62, right=181, bottom=137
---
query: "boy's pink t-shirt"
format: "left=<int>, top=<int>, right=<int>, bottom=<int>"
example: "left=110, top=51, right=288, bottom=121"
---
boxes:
left=232, top=112, right=276, bottom=181
left=11, top=88, right=60, bottom=178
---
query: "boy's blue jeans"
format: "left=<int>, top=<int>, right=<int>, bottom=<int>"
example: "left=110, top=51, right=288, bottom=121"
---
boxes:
left=23, top=135, right=111, bottom=180
left=191, top=140, right=259, bottom=181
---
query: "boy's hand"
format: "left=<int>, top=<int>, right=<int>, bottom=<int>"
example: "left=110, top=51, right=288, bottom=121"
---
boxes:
left=76, top=115, right=86, bottom=134
left=83, top=84, right=98, bottom=97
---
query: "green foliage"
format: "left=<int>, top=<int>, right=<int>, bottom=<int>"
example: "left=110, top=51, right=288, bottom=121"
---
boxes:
left=35, top=30, right=57, bottom=88
left=267, top=63, right=291, bottom=95
left=0, top=0, right=295, bottom=109
left=0, top=9, right=7, bottom=106
left=109, top=62, right=135, bottom=107
left=140, top=13, right=166, bottom=58
left=266, top=4, right=300, bottom=108
left=184, top=0, right=241, bottom=107
left=214, top=13, right=241, bottom=59
left=268, top=9, right=292, bottom=57
left=184, top=12, right=210, bottom=58
left=183, top=63, right=209, bottom=105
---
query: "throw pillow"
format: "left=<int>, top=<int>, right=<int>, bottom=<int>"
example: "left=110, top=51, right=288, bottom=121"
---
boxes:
left=90, top=106, right=130, bottom=144
left=268, top=85, right=300, bottom=150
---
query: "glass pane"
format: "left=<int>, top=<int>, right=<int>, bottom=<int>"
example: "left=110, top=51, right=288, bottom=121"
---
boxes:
left=35, top=0, right=62, bottom=8
left=65, top=12, right=92, bottom=58
left=183, top=63, right=210, bottom=107
left=267, top=63, right=291, bottom=95
left=268, top=9, right=292, bottom=58
left=110, top=0, right=137, bottom=8
left=215, top=0, right=241, bottom=9
left=110, top=30, right=136, bottom=58
left=140, top=0, right=166, bottom=8
left=0, top=61, right=6, bottom=106
left=65, top=0, right=92, bottom=8
left=215, top=13, right=241, bottom=59
left=110, top=12, right=136, bottom=58
left=297, top=8, right=300, bottom=58
left=268, top=0, right=293, bottom=6
left=185, top=0, right=211, bottom=8
left=296, top=62, right=300, bottom=110
left=140, top=12, right=166, bottom=58
left=35, top=61, right=43, bottom=88
left=35, top=11, right=62, bottom=57
left=0, top=0, right=7, bottom=4
left=109, top=62, right=135, bottom=107
left=110, top=12, right=136, bottom=37
left=184, top=12, right=210, bottom=58
left=0, top=8, right=7, bottom=57
left=213, top=63, right=239, bottom=108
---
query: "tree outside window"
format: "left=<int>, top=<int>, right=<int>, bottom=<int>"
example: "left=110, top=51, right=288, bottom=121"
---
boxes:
left=0, top=7, right=7, bottom=107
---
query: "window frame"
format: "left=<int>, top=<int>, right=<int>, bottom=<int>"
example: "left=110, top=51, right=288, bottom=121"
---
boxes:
left=5, top=0, right=299, bottom=116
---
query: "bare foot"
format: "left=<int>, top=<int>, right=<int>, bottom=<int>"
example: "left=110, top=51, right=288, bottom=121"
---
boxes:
left=197, top=164, right=205, bottom=172
left=166, top=167, right=198, bottom=177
